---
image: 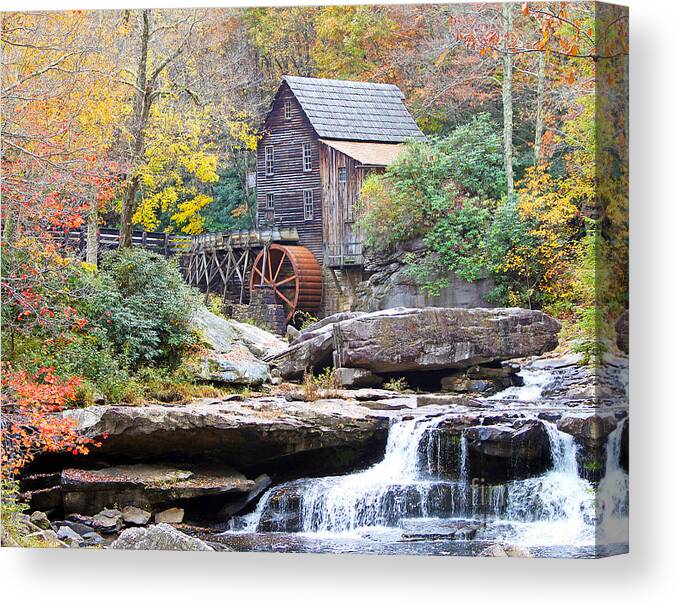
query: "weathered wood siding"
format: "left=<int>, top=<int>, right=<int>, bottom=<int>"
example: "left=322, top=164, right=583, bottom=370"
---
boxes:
left=256, top=82, right=323, bottom=260
left=320, top=144, right=379, bottom=257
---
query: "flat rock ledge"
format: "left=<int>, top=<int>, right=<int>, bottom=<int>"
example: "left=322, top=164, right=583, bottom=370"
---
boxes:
left=62, top=463, right=255, bottom=515
left=62, top=397, right=391, bottom=472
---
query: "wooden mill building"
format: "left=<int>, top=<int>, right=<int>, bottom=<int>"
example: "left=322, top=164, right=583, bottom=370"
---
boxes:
left=254, top=75, right=424, bottom=317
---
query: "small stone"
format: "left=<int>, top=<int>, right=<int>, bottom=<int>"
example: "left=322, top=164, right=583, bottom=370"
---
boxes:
left=154, top=507, right=184, bottom=524
left=57, top=526, right=84, bottom=547
left=51, top=520, right=96, bottom=537
left=25, top=529, right=65, bottom=547
left=122, top=506, right=151, bottom=526
left=29, top=511, right=51, bottom=530
left=81, top=531, right=105, bottom=546
left=92, top=508, right=123, bottom=534
left=480, top=543, right=532, bottom=558
left=66, top=513, right=94, bottom=527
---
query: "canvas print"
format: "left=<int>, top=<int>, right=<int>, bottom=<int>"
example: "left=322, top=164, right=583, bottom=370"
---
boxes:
left=0, top=2, right=628, bottom=558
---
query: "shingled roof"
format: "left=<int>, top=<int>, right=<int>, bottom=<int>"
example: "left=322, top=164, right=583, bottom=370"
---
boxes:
left=281, top=75, right=424, bottom=143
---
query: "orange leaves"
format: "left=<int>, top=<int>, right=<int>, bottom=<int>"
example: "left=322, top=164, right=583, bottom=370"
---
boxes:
left=1, top=365, right=97, bottom=480
left=3, top=366, right=81, bottom=410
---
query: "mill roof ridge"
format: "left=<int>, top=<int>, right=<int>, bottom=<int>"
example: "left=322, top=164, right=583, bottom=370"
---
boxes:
left=277, top=75, right=424, bottom=143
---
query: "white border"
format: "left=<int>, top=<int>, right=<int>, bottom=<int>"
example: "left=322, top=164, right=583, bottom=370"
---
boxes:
left=1, top=0, right=677, bottom=605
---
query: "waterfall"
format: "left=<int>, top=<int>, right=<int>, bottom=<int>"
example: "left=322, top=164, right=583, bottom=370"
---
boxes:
left=596, top=419, right=629, bottom=545
left=242, top=416, right=504, bottom=535
left=542, top=421, right=579, bottom=475
left=489, top=367, right=551, bottom=402
left=502, top=422, right=595, bottom=546
left=236, top=412, right=628, bottom=552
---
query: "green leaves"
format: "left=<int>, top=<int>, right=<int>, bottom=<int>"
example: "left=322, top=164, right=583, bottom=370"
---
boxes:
left=81, top=248, right=199, bottom=368
left=359, top=116, right=506, bottom=295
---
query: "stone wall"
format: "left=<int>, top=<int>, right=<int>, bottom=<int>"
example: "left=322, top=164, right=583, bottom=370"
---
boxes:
left=228, top=289, right=287, bottom=335
left=320, top=239, right=494, bottom=316
left=320, top=267, right=365, bottom=317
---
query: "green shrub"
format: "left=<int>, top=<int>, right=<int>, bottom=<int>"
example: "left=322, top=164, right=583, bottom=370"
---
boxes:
left=81, top=248, right=200, bottom=368
left=302, top=367, right=341, bottom=401
left=358, top=116, right=507, bottom=296
left=207, top=294, right=225, bottom=317
left=384, top=377, right=409, bottom=392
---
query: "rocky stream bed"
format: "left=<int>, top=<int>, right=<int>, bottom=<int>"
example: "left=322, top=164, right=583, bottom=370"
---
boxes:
left=14, top=307, right=629, bottom=558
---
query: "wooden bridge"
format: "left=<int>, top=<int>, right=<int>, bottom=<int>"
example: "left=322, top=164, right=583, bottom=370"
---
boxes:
left=53, top=227, right=192, bottom=258
left=53, top=225, right=324, bottom=324
left=181, top=227, right=323, bottom=323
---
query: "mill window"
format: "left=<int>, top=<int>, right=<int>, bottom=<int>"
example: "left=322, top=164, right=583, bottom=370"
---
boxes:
left=302, top=142, right=312, bottom=172
left=265, top=145, right=274, bottom=176
left=284, top=100, right=292, bottom=120
left=266, top=193, right=274, bottom=209
left=303, top=189, right=314, bottom=220
left=338, top=166, right=347, bottom=184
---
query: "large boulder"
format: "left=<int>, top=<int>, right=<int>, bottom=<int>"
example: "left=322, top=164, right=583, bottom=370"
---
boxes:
left=332, top=307, right=560, bottom=374
left=198, top=345, right=270, bottom=386
left=557, top=413, right=620, bottom=481
left=191, top=308, right=286, bottom=385
left=62, top=398, right=389, bottom=474
left=192, top=307, right=287, bottom=359
left=267, top=312, right=364, bottom=379
left=61, top=463, right=255, bottom=515
left=268, top=326, right=335, bottom=379
left=463, top=420, right=552, bottom=480
left=423, top=414, right=551, bottom=481
left=110, top=523, right=215, bottom=552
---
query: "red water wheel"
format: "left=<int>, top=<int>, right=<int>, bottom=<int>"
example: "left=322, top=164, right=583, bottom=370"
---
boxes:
left=249, top=244, right=323, bottom=324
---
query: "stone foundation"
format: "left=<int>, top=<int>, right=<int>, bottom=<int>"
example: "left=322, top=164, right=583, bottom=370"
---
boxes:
left=318, top=239, right=494, bottom=317
left=227, top=289, right=286, bottom=335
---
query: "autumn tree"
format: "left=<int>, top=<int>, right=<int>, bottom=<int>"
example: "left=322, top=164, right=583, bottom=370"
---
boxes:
left=115, top=9, right=206, bottom=245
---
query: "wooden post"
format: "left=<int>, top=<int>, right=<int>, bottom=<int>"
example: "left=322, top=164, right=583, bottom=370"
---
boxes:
left=240, top=248, right=249, bottom=304
left=164, top=233, right=170, bottom=258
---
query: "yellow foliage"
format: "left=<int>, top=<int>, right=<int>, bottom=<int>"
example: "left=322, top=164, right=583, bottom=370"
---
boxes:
left=227, top=112, right=261, bottom=151
left=170, top=193, right=212, bottom=235
left=132, top=102, right=219, bottom=234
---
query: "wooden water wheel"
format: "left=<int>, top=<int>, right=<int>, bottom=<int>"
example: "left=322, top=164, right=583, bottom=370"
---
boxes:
left=249, top=244, right=323, bottom=323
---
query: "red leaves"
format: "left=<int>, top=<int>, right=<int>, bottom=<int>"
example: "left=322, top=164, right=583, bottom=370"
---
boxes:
left=1, top=365, right=98, bottom=480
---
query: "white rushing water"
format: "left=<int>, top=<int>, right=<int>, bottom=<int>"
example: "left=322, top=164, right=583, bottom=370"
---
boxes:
left=596, top=419, right=629, bottom=545
left=239, top=379, right=628, bottom=551
left=488, top=367, right=551, bottom=402
left=500, top=422, right=595, bottom=546
left=242, top=416, right=504, bottom=535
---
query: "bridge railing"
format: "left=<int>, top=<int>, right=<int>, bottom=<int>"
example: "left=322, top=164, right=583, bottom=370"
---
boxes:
left=51, top=227, right=192, bottom=258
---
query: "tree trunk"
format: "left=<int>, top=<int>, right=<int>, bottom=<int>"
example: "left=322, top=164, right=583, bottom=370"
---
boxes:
left=502, top=3, right=514, bottom=199
left=86, top=196, right=99, bottom=265
left=119, top=9, right=151, bottom=248
left=533, top=51, right=546, bottom=166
